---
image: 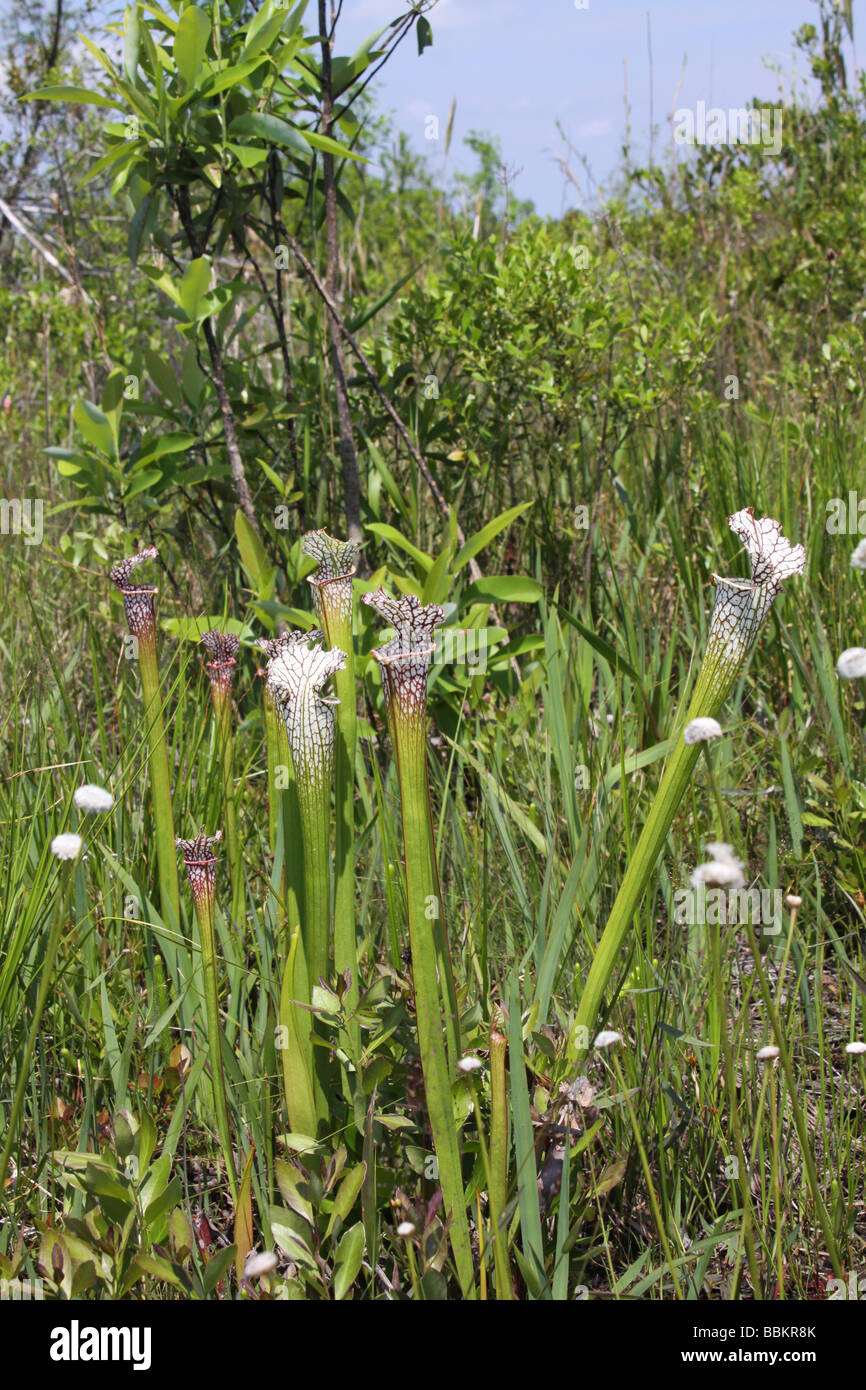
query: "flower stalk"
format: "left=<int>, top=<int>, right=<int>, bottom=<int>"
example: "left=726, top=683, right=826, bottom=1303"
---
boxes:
left=570, top=510, right=806, bottom=1058
left=109, top=547, right=179, bottom=924
left=303, top=530, right=360, bottom=1052
left=176, top=829, right=239, bottom=1208
left=364, top=589, right=474, bottom=1296
left=200, top=631, right=244, bottom=926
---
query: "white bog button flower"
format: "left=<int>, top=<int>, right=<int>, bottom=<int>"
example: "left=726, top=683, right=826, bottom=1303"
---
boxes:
left=756, top=1045, right=780, bottom=1062
left=51, top=832, right=83, bottom=860
left=851, top=539, right=866, bottom=570
left=845, top=1041, right=866, bottom=1055
left=683, top=717, right=723, bottom=745
left=837, top=647, right=866, bottom=680
left=690, top=859, right=746, bottom=890
left=705, top=842, right=737, bottom=863
left=397, top=1221, right=416, bottom=1237
left=457, top=1055, right=484, bottom=1073
left=243, top=1251, right=278, bottom=1279
left=593, top=1030, right=622, bottom=1050
left=73, top=784, right=114, bottom=814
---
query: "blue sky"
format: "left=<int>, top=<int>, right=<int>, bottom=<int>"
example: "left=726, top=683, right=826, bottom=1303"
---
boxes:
left=335, top=0, right=842, bottom=215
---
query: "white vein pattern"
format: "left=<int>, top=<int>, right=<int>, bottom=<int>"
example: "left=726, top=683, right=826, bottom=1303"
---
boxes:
left=176, top=828, right=222, bottom=905
left=362, top=589, right=445, bottom=723
left=108, top=545, right=159, bottom=638
left=265, top=638, right=346, bottom=787
left=200, top=629, right=240, bottom=694
left=255, top=627, right=324, bottom=661
left=701, top=508, right=805, bottom=704
left=302, top=529, right=359, bottom=626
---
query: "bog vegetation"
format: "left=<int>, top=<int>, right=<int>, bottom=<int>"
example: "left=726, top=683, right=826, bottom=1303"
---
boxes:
left=0, top=0, right=865, bottom=1300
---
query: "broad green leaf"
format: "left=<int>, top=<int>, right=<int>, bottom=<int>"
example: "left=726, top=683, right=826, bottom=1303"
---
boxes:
left=179, top=256, right=212, bottom=320
left=228, top=111, right=308, bottom=156
left=123, top=469, right=165, bottom=500
left=333, top=1222, right=365, bottom=1300
left=135, top=432, right=196, bottom=465
left=421, top=538, right=455, bottom=605
left=74, top=399, right=116, bottom=459
left=243, top=1, right=287, bottom=61
left=25, top=85, right=120, bottom=107
left=227, top=142, right=269, bottom=168
left=235, top=507, right=269, bottom=591
left=202, top=1244, right=237, bottom=1296
left=364, top=523, right=432, bottom=572
left=127, top=188, right=154, bottom=264
left=454, top=502, right=532, bottom=573
left=196, top=55, right=270, bottom=100
left=124, top=4, right=141, bottom=82
left=173, top=4, right=211, bottom=88
left=302, top=129, right=368, bottom=163
left=145, top=348, right=182, bottom=409
left=462, top=576, right=542, bottom=605
left=327, top=1163, right=367, bottom=1238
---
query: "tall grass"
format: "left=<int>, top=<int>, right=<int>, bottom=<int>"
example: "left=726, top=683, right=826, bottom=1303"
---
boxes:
left=0, top=405, right=864, bottom=1298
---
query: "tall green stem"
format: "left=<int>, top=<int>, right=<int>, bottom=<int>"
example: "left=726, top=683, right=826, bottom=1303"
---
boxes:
left=215, top=690, right=243, bottom=924
left=570, top=509, right=806, bottom=1058
left=110, top=548, right=179, bottom=924
left=138, top=632, right=180, bottom=924
left=364, top=589, right=474, bottom=1297
left=201, top=631, right=244, bottom=926
left=266, top=636, right=346, bottom=1132
left=177, top=831, right=239, bottom=1208
left=304, top=532, right=360, bottom=1053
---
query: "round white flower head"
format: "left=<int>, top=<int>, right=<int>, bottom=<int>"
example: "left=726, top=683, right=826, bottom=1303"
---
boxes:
left=845, top=1041, right=866, bottom=1056
left=690, top=859, right=746, bottom=890
left=683, top=717, right=723, bottom=745
left=785, top=894, right=802, bottom=909
left=593, top=1029, right=622, bottom=1050
left=756, top=1045, right=779, bottom=1062
left=837, top=647, right=866, bottom=680
left=51, top=832, right=83, bottom=861
left=851, top=539, right=866, bottom=570
left=73, top=784, right=114, bottom=815
left=243, top=1251, right=278, bottom=1279
left=396, top=1221, right=416, bottom=1238
left=705, top=842, right=737, bottom=863
left=457, top=1055, right=484, bottom=1073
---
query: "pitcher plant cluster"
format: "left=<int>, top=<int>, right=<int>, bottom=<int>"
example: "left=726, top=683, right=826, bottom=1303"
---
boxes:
left=89, top=506, right=842, bottom=1296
